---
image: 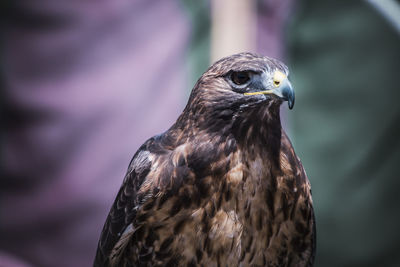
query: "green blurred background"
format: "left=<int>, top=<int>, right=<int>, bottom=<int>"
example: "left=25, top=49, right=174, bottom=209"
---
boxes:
left=287, top=1, right=400, bottom=266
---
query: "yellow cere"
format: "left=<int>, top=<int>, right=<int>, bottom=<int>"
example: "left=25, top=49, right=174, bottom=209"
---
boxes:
left=243, top=71, right=287, bottom=96
left=273, top=71, right=287, bottom=87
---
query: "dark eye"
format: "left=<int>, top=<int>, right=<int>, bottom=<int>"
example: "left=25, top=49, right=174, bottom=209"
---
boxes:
left=231, top=71, right=250, bottom=85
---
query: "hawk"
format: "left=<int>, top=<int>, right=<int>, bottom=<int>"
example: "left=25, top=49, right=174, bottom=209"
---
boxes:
left=94, top=52, right=316, bottom=267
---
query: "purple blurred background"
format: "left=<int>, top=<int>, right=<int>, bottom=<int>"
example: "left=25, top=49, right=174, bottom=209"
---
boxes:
left=1, top=1, right=190, bottom=266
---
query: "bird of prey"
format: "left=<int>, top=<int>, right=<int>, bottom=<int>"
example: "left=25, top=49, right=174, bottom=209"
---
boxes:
left=94, top=52, right=316, bottom=267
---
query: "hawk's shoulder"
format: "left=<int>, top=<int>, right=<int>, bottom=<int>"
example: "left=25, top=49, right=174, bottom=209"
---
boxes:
left=94, top=137, right=158, bottom=266
left=94, top=133, right=214, bottom=266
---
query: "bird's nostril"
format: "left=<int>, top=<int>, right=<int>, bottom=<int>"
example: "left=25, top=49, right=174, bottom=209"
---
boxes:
left=274, top=80, right=280, bottom=86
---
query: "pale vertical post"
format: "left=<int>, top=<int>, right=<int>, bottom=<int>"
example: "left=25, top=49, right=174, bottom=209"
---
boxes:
left=210, top=0, right=257, bottom=62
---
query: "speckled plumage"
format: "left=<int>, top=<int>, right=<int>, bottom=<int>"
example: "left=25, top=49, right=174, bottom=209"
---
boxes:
left=94, top=52, right=316, bottom=267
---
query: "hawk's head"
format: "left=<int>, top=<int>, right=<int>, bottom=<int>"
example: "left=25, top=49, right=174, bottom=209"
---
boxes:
left=177, top=52, right=295, bottom=141
left=188, top=52, right=294, bottom=113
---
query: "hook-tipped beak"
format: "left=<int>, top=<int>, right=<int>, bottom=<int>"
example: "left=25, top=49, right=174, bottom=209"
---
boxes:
left=279, top=79, right=295, bottom=109
left=243, top=71, right=295, bottom=109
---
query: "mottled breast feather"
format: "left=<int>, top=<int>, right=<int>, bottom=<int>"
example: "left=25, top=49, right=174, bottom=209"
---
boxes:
left=94, top=52, right=315, bottom=267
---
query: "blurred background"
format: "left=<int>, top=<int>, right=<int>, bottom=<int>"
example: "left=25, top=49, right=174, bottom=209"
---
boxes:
left=1, top=0, right=399, bottom=266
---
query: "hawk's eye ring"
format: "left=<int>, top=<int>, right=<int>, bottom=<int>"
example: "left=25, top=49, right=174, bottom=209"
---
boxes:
left=231, top=71, right=250, bottom=85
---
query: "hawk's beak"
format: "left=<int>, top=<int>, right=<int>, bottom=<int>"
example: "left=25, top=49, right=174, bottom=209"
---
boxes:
left=244, top=71, right=295, bottom=109
left=275, top=77, right=295, bottom=110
